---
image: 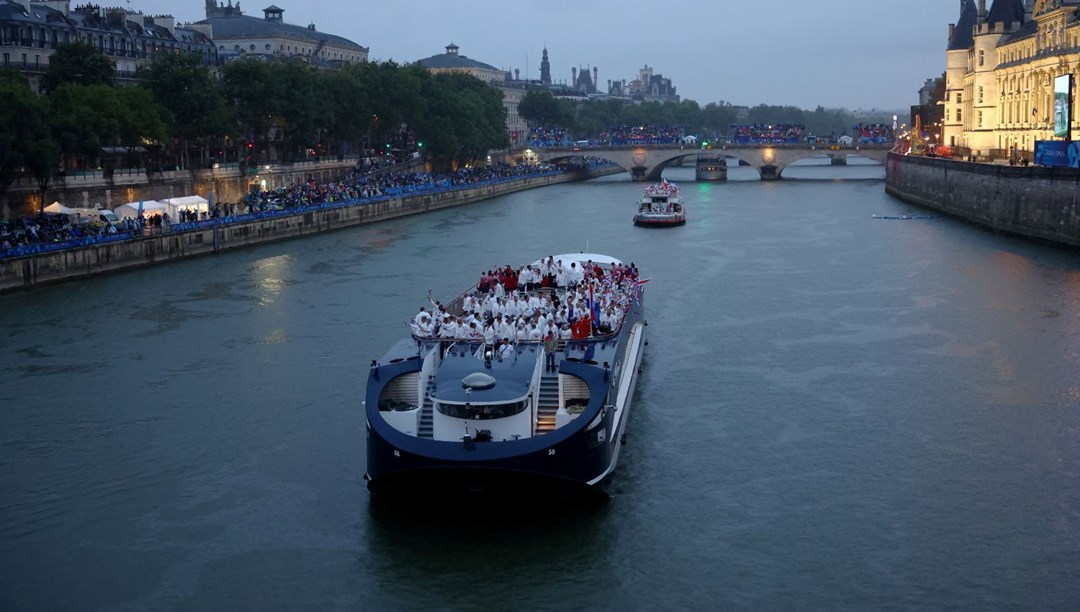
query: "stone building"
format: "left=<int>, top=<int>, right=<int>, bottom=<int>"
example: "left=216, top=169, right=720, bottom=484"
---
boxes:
left=944, top=0, right=1080, bottom=157
left=416, top=43, right=527, bottom=147
left=625, top=65, right=678, bottom=102
left=0, top=0, right=217, bottom=91
left=194, top=1, right=367, bottom=66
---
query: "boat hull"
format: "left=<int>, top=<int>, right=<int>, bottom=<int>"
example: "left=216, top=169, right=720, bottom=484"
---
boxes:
left=634, top=216, right=685, bottom=227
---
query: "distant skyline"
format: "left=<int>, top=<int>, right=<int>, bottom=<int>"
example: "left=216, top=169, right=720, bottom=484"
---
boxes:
left=138, top=0, right=962, bottom=110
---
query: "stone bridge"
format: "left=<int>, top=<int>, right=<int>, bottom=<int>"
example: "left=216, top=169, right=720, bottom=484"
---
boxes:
left=534, top=143, right=895, bottom=181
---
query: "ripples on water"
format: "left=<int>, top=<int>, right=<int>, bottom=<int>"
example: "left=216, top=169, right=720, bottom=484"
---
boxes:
left=1, top=159, right=1079, bottom=610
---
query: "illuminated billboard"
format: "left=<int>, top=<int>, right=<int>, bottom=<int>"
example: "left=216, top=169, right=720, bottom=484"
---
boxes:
left=1053, top=74, right=1072, bottom=139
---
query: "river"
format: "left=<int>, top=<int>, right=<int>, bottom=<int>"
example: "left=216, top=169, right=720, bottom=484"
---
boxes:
left=2, top=158, right=1079, bottom=610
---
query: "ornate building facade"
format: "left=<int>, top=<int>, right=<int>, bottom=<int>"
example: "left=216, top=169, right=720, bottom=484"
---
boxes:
left=0, top=0, right=217, bottom=91
left=944, top=0, right=1080, bottom=157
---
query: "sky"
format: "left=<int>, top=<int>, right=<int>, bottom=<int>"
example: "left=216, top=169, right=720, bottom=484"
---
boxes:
left=134, top=0, right=965, bottom=111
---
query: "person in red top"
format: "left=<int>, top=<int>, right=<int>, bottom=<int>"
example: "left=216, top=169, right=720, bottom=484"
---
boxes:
left=571, top=316, right=591, bottom=339
left=502, top=265, right=518, bottom=293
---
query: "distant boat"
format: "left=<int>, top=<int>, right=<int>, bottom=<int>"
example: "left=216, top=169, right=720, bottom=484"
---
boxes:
left=633, top=181, right=685, bottom=227
left=695, top=155, right=727, bottom=181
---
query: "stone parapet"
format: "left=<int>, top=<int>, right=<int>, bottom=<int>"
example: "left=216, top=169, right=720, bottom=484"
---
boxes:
left=884, top=153, right=1080, bottom=248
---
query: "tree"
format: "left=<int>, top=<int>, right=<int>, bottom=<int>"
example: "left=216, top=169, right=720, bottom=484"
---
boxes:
left=139, top=53, right=225, bottom=169
left=114, top=87, right=167, bottom=165
left=320, top=67, right=369, bottom=156
left=40, top=42, right=114, bottom=94
left=221, top=59, right=277, bottom=162
left=268, top=60, right=321, bottom=163
left=0, top=74, right=48, bottom=203
left=48, top=84, right=121, bottom=170
left=25, top=136, right=60, bottom=213
left=518, top=89, right=572, bottom=128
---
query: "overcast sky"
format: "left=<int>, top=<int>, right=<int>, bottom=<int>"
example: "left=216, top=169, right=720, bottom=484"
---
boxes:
left=138, top=0, right=963, bottom=111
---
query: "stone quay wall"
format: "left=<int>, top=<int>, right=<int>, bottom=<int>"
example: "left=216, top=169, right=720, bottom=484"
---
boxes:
left=885, top=153, right=1080, bottom=249
left=0, top=169, right=602, bottom=293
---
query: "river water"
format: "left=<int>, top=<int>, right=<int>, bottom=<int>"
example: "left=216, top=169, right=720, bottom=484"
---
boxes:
left=2, top=158, right=1079, bottom=611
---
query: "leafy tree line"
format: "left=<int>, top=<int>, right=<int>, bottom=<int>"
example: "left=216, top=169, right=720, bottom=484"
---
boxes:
left=0, top=42, right=510, bottom=208
left=517, top=89, right=895, bottom=141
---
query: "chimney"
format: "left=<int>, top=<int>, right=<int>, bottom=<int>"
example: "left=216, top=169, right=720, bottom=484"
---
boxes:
left=949, top=23, right=955, bottom=40
left=514, top=68, right=519, bottom=80
left=977, top=0, right=987, bottom=22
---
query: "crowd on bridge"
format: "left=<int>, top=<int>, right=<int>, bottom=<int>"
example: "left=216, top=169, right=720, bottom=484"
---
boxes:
left=0, top=161, right=576, bottom=260
left=603, top=125, right=685, bottom=146
left=853, top=123, right=895, bottom=144
left=731, top=124, right=806, bottom=145
left=411, top=257, right=646, bottom=348
left=529, top=127, right=571, bottom=147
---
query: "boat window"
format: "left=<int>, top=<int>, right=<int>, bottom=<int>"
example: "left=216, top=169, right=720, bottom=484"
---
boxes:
left=437, top=400, right=528, bottom=420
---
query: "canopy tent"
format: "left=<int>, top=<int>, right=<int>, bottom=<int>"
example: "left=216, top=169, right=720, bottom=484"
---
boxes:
left=160, top=195, right=209, bottom=218
left=43, top=201, right=76, bottom=216
left=114, top=200, right=166, bottom=220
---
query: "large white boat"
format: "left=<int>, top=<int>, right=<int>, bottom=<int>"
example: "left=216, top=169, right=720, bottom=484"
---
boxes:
left=364, top=253, right=648, bottom=497
left=633, top=181, right=685, bottom=227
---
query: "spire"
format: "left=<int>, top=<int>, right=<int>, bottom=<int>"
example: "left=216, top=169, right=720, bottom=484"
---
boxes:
left=540, top=46, right=551, bottom=86
left=947, top=0, right=979, bottom=50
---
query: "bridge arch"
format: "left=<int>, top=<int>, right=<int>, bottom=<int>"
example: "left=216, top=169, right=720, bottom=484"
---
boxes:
left=535, top=143, right=893, bottom=181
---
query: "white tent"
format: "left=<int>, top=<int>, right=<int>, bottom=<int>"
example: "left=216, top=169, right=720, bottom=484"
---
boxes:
left=43, top=201, right=76, bottom=216
left=114, top=200, right=167, bottom=220
left=160, top=195, right=209, bottom=218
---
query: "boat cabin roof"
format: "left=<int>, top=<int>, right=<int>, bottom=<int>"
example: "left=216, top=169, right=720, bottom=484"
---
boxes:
left=432, top=342, right=541, bottom=403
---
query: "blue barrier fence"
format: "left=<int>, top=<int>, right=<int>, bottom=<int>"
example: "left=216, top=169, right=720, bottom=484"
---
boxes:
left=1, top=169, right=567, bottom=261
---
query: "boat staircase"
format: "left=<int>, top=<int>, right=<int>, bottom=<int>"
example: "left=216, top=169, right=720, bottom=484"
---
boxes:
left=418, top=378, right=436, bottom=439
left=535, top=370, right=560, bottom=434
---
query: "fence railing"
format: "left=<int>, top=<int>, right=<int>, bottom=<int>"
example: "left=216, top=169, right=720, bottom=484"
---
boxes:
left=1, top=167, right=571, bottom=261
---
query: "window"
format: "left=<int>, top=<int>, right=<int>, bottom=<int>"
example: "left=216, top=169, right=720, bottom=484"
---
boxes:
left=978, top=50, right=984, bottom=67
left=957, top=109, right=963, bottom=122
left=978, top=111, right=983, bottom=127
left=957, top=93, right=963, bottom=104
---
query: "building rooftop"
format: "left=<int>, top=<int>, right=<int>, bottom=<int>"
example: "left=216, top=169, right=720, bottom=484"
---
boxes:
left=986, top=0, right=1026, bottom=27
left=416, top=44, right=501, bottom=73
left=948, top=0, right=979, bottom=50
left=196, top=13, right=367, bottom=50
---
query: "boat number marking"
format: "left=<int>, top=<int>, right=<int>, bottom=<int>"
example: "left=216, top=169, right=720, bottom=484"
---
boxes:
left=393, top=450, right=400, bottom=457
left=548, top=449, right=556, bottom=456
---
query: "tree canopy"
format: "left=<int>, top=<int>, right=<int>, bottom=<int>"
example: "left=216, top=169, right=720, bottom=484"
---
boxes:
left=40, top=42, right=114, bottom=94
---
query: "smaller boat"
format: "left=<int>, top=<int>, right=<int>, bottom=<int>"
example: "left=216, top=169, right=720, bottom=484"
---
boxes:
left=633, top=181, right=685, bottom=227
left=695, top=155, right=727, bottom=181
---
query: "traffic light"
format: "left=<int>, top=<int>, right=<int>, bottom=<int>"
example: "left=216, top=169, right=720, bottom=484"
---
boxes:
left=418, top=141, right=424, bottom=148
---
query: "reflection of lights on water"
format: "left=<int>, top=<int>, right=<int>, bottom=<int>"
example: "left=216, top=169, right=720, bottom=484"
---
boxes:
left=260, top=328, right=288, bottom=345
left=252, top=255, right=293, bottom=302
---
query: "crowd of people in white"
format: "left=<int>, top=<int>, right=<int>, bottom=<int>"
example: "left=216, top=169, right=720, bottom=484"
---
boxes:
left=409, top=257, right=643, bottom=349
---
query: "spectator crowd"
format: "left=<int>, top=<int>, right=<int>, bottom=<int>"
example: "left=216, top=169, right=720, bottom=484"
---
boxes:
left=731, top=124, right=806, bottom=144
left=1, top=161, right=574, bottom=259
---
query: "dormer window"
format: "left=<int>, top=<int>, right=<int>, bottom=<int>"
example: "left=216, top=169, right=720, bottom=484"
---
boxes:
left=263, top=5, right=284, bottom=22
